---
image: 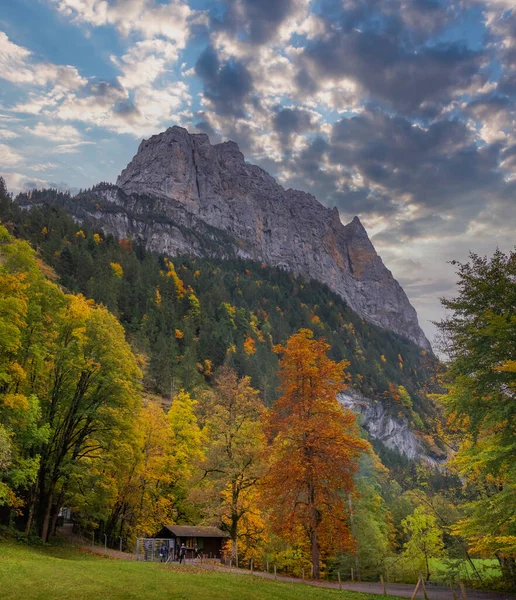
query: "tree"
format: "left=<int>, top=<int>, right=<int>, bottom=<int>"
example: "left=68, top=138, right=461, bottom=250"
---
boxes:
left=33, top=296, right=142, bottom=541
left=167, top=390, right=203, bottom=522
left=198, top=367, right=265, bottom=565
left=402, top=506, right=445, bottom=581
left=436, top=250, right=516, bottom=586
left=262, top=329, right=370, bottom=578
left=0, top=226, right=142, bottom=540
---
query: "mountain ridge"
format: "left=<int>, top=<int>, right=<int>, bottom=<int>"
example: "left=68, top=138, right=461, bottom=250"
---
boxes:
left=23, top=125, right=432, bottom=351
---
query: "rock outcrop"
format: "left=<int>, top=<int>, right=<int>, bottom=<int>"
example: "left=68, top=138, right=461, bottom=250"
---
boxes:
left=339, top=390, right=443, bottom=464
left=67, top=126, right=431, bottom=350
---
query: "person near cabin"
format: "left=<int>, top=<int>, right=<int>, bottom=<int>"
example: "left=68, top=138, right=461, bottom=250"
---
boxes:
left=194, top=544, right=200, bottom=559
left=179, top=542, right=187, bottom=564
left=143, top=538, right=152, bottom=561
left=159, top=542, right=169, bottom=563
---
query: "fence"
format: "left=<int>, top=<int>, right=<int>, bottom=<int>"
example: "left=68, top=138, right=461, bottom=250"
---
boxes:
left=135, top=538, right=177, bottom=562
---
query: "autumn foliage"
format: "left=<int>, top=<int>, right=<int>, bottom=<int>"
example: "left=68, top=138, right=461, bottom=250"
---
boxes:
left=262, top=329, right=370, bottom=578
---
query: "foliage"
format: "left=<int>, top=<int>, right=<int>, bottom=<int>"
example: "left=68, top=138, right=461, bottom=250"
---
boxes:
left=329, top=454, right=394, bottom=582
left=401, top=506, right=445, bottom=581
left=262, top=329, right=370, bottom=578
left=197, top=367, right=266, bottom=564
left=436, top=249, right=516, bottom=587
left=0, top=221, right=142, bottom=542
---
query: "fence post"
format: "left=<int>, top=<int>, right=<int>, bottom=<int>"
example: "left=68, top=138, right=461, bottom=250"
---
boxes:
left=104, top=534, right=107, bottom=552
left=410, top=575, right=421, bottom=600
left=419, top=572, right=429, bottom=600
left=459, top=580, right=468, bottom=600
left=338, top=571, right=342, bottom=590
left=449, top=582, right=459, bottom=600
left=251, top=559, right=253, bottom=574
left=266, top=560, right=269, bottom=573
left=119, top=537, right=123, bottom=553
left=381, top=575, right=387, bottom=595
left=302, top=568, right=305, bottom=582
left=92, top=532, right=95, bottom=546
left=351, top=567, right=354, bottom=582
left=274, top=565, right=277, bottom=580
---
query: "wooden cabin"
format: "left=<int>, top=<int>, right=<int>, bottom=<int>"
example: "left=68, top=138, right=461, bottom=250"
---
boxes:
left=155, top=525, right=229, bottom=559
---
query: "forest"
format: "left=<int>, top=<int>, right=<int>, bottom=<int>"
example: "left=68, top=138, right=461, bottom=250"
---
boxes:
left=0, top=178, right=514, bottom=591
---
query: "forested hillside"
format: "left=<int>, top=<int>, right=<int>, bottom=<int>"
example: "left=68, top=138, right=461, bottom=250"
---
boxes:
left=4, top=187, right=439, bottom=432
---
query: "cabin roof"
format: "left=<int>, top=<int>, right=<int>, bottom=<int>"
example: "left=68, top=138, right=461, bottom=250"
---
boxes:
left=162, top=525, right=229, bottom=538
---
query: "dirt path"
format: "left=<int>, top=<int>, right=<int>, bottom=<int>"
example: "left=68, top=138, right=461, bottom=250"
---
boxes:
left=199, top=563, right=516, bottom=600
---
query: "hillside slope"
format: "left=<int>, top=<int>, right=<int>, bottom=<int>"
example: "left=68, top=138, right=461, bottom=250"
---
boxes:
left=2, top=192, right=444, bottom=463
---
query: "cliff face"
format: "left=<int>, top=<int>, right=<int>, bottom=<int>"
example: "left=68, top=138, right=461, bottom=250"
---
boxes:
left=76, top=126, right=430, bottom=350
left=339, top=391, right=444, bottom=465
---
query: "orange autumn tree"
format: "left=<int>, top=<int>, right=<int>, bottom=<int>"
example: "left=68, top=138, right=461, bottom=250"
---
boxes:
left=263, top=329, right=369, bottom=579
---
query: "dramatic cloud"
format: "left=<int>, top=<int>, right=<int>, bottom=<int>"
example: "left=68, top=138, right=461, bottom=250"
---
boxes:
left=214, top=0, right=304, bottom=44
left=195, top=46, right=253, bottom=117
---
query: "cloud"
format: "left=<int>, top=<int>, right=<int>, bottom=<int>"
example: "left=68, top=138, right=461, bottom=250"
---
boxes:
left=0, top=31, right=84, bottom=88
left=214, top=0, right=303, bottom=44
left=1, top=171, right=48, bottom=193
left=0, top=143, right=24, bottom=166
left=273, top=107, right=314, bottom=145
left=114, top=39, right=180, bottom=89
left=51, top=0, right=195, bottom=46
left=50, top=142, right=95, bottom=154
left=299, top=28, right=487, bottom=116
left=25, top=122, right=83, bottom=143
left=0, top=129, right=19, bottom=140
left=195, top=45, right=253, bottom=117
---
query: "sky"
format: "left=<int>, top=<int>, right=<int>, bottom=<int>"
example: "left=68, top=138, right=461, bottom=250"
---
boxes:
left=1, top=0, right=515, bottom=347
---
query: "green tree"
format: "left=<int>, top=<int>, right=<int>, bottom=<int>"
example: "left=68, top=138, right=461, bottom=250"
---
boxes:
left=167, top=390, right=203, bottom=522
left=402, top=506, right=445, bottom=581
left=437, top=249, right=516, bottom=586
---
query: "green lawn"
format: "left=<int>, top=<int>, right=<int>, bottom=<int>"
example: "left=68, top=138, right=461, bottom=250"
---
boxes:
left=429, top=557, right=502, bottom=582
left=0, top=542, right=400, bottom=600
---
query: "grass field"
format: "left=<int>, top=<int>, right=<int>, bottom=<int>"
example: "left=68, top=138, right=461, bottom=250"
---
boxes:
left=0, top=542, right=403, bottom=600
left=428, top=557, right=502, bottom=584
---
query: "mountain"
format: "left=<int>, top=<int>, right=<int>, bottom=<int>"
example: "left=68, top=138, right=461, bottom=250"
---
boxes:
left=40, top=126, right=430, bottom=351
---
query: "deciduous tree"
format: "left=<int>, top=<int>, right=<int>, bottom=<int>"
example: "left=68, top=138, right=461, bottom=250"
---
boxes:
left=198, top=367, right=265, bottom=565
left=263, top=329, right=369, bottom=578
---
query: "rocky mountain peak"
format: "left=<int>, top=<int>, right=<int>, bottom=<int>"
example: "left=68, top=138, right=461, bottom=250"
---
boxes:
left=109, top=127, right=430, bottom=350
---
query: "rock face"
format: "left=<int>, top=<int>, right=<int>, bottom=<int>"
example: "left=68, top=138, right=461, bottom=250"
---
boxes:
left=339, top=390, right=442, bottom=464
left=88, top=126, right=431, bottom=349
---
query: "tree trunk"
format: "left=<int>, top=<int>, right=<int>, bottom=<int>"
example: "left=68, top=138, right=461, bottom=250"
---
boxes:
left=310, top=526, right=320, bottom=579
left=348, top=493, right=361, bottom=581
left=24, top=483, right=38, bottom=536
left=309, top=486, right=320, bottom=579
left=231, top=509, right=239, bottom=568
left=497, top=554, right=516, bottom=588
left=51, top=505, right=60, bottom=537
left=41, top=490, right=53, bottom=542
